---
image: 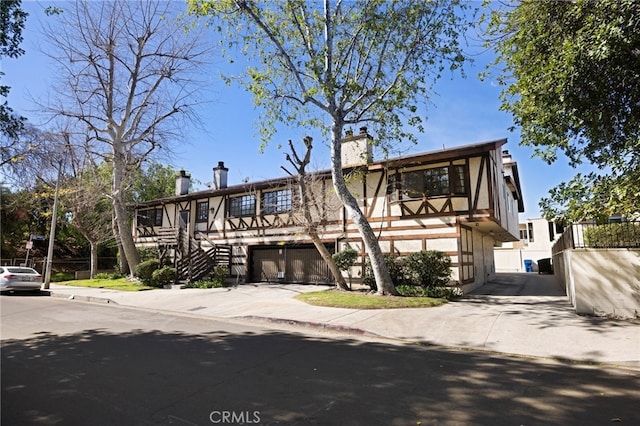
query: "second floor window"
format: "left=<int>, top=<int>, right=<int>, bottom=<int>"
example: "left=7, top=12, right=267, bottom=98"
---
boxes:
left=137, top=207, right=163, bottom=227
left=229, top=194, right=256, bottom=217
left=400, top=164, right=467, bottom=199
left=196, top=201, right=209, bottom=223
left=262, top=189, right=292, bottom=214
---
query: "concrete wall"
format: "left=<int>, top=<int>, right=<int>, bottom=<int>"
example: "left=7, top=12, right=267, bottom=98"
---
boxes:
left=553, top=248, right=640, bottom=319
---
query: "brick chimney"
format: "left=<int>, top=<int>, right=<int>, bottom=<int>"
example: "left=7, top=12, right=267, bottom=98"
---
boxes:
left=213, top=161, right=228, bottom=189
left=341, top=126, right=373, bottom=167
left=175, top=170, right=190, bottom=196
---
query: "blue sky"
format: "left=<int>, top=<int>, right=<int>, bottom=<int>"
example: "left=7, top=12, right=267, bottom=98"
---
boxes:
left=2, top=1, right=583, bottom=219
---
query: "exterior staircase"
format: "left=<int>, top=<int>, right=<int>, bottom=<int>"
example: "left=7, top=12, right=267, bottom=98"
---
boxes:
left=156, top=227, right=231, bottom=284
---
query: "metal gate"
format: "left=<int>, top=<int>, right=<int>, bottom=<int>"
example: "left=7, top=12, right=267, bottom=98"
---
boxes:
left=250, top=245, right=334, bottom=284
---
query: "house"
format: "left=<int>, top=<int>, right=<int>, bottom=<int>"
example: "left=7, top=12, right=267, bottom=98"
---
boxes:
left=132, top=129, right=524, bottom=292
left=494, top=217, right=564, bottom=272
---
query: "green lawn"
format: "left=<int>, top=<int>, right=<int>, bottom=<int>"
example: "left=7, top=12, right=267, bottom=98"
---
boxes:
left=295, top=289, right=447, bottom=309
left=55, top=278, right=155, bottom=292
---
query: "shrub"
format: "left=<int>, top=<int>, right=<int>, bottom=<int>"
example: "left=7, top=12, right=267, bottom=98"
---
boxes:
left=332, top=248, right=358, bottom=287
left=151, top=267, right=176, bottom=288
left=397, top=284, right=462, bottom=299
left=211, top=265, right=229, bottom=286
left=51, top=272, right=74, bottom=282
left=363, top=254, right=405, bottom=291
left=135, top=258, right=160, bottom=286
left=185, top=266, right=229, bottom=289
left=186, top=279, right=225, bottom=289
left=138, top=247, right=160, bottom=262
left=333, top=248, right=358, bottom=271
left=94, top=272, right=124, bottom=280
left=403, top=250, right=452, bottom=287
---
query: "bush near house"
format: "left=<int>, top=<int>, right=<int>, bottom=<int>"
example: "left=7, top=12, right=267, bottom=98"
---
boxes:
left=135, top=258, right=160, bottom=286
left=363, top=254, right=406, bottom=291
left=363, top=250, right=457, bottom=298
left=151, top=267, right=176, bottom=288
left=186, top=265, right=230, bottom=289
left=332, top=248, right=358, bottom=288
left=403, top=250, right=452, bottom=287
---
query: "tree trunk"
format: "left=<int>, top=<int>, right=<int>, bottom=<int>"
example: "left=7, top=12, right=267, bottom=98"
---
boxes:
left=111, top=155, right=140, bottom=275
left=112, top=214, right=129, bottom=275
left=89, top=241, right=98, bottom=279
left=309, top=231, right=349, bottom=290
left=329, top=121, right=398, bottom=295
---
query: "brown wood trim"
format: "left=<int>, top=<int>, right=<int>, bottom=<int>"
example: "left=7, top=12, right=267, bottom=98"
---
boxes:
left=379, top=223, right=456, bottom=231
left=376, top=233, right=460, bottom=241
left=472, top=155, right=486, bottom=213
left=393, top=250, right=459, bottom=258
left=366, top=171, right=386, bottom=219
left=367, top=139, right=506, bottom=171
left=487, top=153, right=495, bottom=216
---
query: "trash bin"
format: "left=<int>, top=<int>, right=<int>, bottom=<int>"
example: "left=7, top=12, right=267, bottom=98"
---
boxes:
left=538, top=258, right=553, bottom=274
left=524, top=259, right=534, bottom=272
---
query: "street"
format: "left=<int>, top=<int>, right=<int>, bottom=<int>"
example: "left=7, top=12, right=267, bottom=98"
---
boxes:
left=2, top=295, right=639, bottom=425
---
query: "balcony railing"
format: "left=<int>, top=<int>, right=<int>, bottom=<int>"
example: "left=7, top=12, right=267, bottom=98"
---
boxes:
left=552, top=220, right=640, bottom=254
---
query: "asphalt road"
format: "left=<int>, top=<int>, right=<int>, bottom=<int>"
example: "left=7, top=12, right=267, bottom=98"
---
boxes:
left=2, top=295, right=639, bottom=426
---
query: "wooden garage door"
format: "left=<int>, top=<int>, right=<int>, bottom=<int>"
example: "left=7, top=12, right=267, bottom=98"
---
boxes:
left=251, top=245, right=334, bottom=284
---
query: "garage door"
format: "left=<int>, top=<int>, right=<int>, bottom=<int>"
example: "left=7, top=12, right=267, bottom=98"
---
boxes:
left=250, top=245, right=335, bottom=284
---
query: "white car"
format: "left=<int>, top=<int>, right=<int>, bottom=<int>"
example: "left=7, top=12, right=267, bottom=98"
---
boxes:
left=0, top=267, right=43, bottom=293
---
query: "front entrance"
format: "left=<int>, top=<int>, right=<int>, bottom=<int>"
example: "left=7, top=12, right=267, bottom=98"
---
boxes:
left=250, top=244, right=335, bottom=284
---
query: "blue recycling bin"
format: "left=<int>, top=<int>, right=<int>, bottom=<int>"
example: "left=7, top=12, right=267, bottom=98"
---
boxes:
left=524, top=259, right=534, bottom=272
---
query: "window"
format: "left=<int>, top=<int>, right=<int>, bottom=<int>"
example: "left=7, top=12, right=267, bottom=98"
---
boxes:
left=229, top=194, right=256, bottom=217
left=520, top=222, right=535, bottom=243
left=451, top=165, right=466, bottom=195
left=155, top=208, right=163, bottom=226
left=196, top=201, right=209, bottom=223
left=138, top=208, right=163, bottom=227
left=262, top=189, right=292, bottom=214
left=424, top=167, right=449, bottom=196
left=400, top=165, right=467, bottom=199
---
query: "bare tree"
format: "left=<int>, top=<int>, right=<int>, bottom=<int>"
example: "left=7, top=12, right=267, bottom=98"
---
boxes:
left=41, top=0, right=213, bottom=274
left=282, top=136, right=349, bottom=290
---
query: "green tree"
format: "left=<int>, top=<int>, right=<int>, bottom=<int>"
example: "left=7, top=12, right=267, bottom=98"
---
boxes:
left=0, top=0, right=27, bottom=130
left=486, top=0, right=640, bottom=221
left=0, top=0, right=28, bottom=152
left=190, top=0, right=472, bottom=295
left=129, top=163, right=178, bottom=204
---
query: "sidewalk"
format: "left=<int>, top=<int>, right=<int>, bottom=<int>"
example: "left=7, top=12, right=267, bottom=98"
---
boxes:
left=46, top=273, right=640, bottom=368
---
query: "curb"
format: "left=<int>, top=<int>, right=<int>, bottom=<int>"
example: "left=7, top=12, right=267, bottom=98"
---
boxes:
left=236, top=315, right=372, bottom=337
left=49, top=291, right=118, bottom=305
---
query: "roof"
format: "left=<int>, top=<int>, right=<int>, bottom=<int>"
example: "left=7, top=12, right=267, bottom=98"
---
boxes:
left=134, top=138, right=510, bottom=208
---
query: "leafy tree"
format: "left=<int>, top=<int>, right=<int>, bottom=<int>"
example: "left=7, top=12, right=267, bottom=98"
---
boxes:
left=129, top=163, right=178, bottom=204
left=63, top=157, right=113, bottom=279
left=190, top=0, right=472, bottom=295
left=0, top=0, right=27, bottom=141
left=40, top=0, right=212, bottom=274
left=486, top=0, right=640, bottom=221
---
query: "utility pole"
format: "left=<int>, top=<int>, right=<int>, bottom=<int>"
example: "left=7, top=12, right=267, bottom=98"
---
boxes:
left=43, top=163, right=62, bottom=289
